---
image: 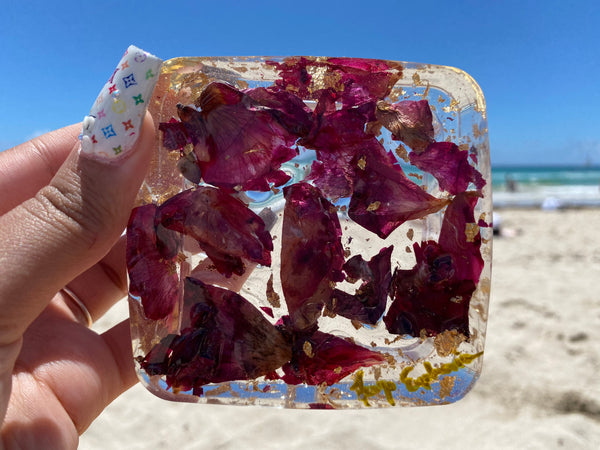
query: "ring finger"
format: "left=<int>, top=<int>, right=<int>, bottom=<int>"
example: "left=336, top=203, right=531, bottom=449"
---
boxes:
left=59, top=235, right=129, bottom=326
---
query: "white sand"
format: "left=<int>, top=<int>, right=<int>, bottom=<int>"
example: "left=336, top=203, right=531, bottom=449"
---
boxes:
left=80, top=208, right=600, bottom=449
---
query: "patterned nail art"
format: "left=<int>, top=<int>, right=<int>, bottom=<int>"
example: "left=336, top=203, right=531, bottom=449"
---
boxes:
left=80, top=45, right=162, bottom=160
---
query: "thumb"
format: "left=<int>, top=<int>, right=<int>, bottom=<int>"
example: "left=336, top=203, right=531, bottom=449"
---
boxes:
left=0, top=46, right=162, bottom=343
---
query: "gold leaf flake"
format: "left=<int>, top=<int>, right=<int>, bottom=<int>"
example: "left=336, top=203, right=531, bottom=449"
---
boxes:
left=412, top=72, right=422, bottom=85
left=367, top=201, right=381, bottom=212
left=266, top=274, right=281, bottom=308
left=465, top=223, right=480, bottom=243
left=439, top=375, right=456, bottom=399
left=434, top=329, right=466, bottom=357
left=357, top=156, right=367, bottom=170
left=406, top=228, right=414, bottom=240
left=303, top=341, right=314, bottom=358
left=395, top=145, right=410, bottom=162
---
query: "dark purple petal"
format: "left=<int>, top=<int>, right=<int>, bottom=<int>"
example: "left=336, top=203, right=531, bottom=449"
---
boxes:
left=375, top=100, right=435, bottom=153
left=325, top=246, right=393, bottom=324
left=158, top=186, right=273, bottom=277
left=140, top=278, right=291, bottom=392
left=281, top=183, right=345, bottom=330
left=126, top=204, right=181, bottom=320
left=279, top=330, right=385, bottom=386
left=383, top=192, right=484, bottom=336
left=349, top=155, right=450, bottom=239
left=409, top=142, right=486, bottom=194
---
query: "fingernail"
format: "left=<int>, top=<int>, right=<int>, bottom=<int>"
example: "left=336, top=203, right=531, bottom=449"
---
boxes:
left=80, top=45, right=162, bottom=160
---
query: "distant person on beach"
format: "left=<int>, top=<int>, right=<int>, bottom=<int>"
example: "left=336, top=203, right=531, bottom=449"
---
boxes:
left=505, top=174, right=517, bottom=192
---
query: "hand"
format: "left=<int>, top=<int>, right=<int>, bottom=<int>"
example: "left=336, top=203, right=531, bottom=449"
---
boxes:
left=0, top=114, right=155, bottom=449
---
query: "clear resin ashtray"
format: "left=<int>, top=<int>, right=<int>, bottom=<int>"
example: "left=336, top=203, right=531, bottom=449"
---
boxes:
left=126, top=56, right=491, bottom=408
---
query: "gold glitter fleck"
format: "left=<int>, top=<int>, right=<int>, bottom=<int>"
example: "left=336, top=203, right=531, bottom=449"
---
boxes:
left=367, top=201, right=381, bottom=212
left=351, top=320, right=363, bottom=330
left=385, top=335, right=403, bottom=345
left=465, top=223, right=480, bottom=243
left=357, top=156, right=367, bottom=170
left=266, top=274, right=281, bottom=308
left=373, top=366, right=382, bottom=381
left=434, top=329, right=466, bottom=357
left=395, top=145, right=410, bottom=162
left=303, top=341, right=314, bottom=358
left=412, top=72, right=422, bottom=86
left=439, top=375, right=456, bottom=399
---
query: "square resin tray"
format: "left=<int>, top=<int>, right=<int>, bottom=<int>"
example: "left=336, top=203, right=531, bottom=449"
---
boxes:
left=126, top=56, right=491, bottom=408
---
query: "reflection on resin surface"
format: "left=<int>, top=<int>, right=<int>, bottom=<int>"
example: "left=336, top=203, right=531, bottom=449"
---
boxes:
left=127, top=56, right=491, bottom=408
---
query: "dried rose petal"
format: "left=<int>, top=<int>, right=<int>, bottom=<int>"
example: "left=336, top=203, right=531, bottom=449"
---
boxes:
left=409, top=142, right=486, bottom=194
left=160, top=82, right=302, bottom=191
left=126, top=204, right=181, bottom=320
left=438, top=192, right=484, bottom=284
left=141, top=278, right=291, bottom=393
left=325, top=246, right=393, bottom=325
left=270, top=57, right=401, bottom=106
left=244, top=87, right=313, bottom=138
left=281, top=183, right=345, bottom=330
left=158, top=186, right=273, bottom=277
left=303, top=101, right=383, bottom=200
left=384, top=193, right=483, bottom=336
left=279, top=330, right=385, bottom=386
left=349, top=155, right=449, bottom=239
left=375, top=100, right=435, bottom=153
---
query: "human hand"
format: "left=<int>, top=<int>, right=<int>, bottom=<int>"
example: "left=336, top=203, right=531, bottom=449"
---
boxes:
left=0, top=46, right=162, bottom=449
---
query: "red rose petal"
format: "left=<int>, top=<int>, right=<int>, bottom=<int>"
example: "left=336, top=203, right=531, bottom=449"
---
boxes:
left=126, top=204, right=181, bottom=320
left=349, top=155, right=449, bottom=239
left=141, top=278, right=291, bottom=392
left=281, top=182, right=345, bottom=330
left=375, top=100, right=435, bottom=153
left=325, top=246, right=393, bottom=324
left=409, top=142, right=486, bottom=194
left=158, top=186, right=273, bottom=277
left=383, top=192, right=484, bottom=336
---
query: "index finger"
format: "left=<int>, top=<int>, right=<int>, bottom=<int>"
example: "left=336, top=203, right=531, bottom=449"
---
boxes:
left=0, top=124, right=81, bottom=214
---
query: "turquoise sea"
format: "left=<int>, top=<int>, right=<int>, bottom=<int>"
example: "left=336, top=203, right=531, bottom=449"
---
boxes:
left=491, top=166, right=600, bottom=208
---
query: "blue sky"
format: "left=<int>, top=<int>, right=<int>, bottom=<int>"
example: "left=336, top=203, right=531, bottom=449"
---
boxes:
left=1, top=0, right=598, bottom=165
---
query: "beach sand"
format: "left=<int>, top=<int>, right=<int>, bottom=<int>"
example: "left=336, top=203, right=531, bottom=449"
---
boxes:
left=80, top=208, right=600, bottom=449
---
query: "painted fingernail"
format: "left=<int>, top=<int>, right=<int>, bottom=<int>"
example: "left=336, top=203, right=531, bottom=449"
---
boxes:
left=80, top=45, right=163, bottom=160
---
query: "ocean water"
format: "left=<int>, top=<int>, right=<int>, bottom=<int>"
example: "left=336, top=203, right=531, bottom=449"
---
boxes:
left=492, top=166, right=600, bottom=208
